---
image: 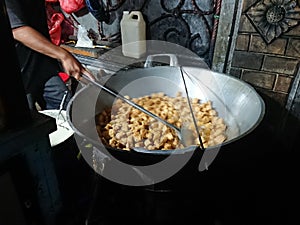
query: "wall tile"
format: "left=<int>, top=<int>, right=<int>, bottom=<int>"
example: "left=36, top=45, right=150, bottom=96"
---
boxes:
left=285, top=24, right=300, bottom=36
left=249, top=35, right=287, bottom=55
left=263, top=56, right=299, bottom=75
left=239, top=14, right=256, bottom=33
left=236, top=34, right=249, bottom=51
left=232, top=51, right=263, bottom=70
left=257, top=88, right=288, bottom=107
left=229, top=67, right=242, bottom=78
left=242, top=70, right=276, bottom=89
left=275, top=75, right=292, bottom=93
left=286, top=38, right=300, bottom=58
left=242, top=0, right=258, bottom=12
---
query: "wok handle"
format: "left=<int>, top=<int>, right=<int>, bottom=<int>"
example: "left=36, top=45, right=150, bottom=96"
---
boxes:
left=144, top=54, right=179, bottom=68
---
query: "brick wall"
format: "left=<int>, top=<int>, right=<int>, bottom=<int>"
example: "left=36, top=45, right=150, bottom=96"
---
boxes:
left=230, top=0, right=300, bottom=107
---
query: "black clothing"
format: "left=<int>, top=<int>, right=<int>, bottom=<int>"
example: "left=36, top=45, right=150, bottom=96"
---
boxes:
left=5, top=0, right=60, bottom=95
left=5, top=0, right=72, bottom=109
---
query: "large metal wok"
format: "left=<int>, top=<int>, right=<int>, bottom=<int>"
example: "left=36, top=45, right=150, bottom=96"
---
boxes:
left=66, top=54, right=265, bottom=179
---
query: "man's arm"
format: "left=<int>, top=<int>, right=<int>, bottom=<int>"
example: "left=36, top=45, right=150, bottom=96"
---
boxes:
left=12, top=25, right=67, bottom=61
left=12, top=25, right=94, bottom=81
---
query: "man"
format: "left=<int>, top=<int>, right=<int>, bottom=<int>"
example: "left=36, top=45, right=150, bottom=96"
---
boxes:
left=4, top=0, right=94, bottom=110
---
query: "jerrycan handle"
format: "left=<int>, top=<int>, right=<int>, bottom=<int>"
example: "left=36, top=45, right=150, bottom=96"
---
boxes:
left=129, top=11, right=142, bottom=21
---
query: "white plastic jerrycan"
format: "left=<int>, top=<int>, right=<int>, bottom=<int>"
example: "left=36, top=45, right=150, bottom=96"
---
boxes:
left=120, top=11, right=146, bottom=58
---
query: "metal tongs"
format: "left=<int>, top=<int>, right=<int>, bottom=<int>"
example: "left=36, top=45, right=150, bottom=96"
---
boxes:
left=179, top=66, right=205, bottom=151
